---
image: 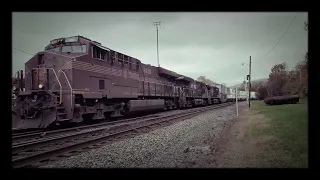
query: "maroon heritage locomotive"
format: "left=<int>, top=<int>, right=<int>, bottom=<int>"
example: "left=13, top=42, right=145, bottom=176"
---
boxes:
left=12, top=36, right=223, bottom=130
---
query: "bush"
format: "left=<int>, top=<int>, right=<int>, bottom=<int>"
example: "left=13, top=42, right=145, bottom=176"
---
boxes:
left=264, top=95, right=300, bottom=105
left=256, top=85, right=268, bottom=100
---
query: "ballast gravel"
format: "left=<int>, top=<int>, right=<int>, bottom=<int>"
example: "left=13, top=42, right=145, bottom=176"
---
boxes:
left=42, top=102, right=247, bottom=168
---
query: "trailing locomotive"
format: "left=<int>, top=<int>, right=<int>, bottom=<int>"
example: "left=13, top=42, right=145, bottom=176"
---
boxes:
left=12, top=36, right=227, bottom=130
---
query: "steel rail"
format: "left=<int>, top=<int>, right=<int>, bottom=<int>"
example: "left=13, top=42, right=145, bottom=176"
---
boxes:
left=12, top=102, right=235, bottom=168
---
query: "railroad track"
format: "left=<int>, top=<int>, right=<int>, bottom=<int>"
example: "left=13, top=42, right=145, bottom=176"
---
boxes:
left=12, top=106, right=208, bottom=145
left=12, top=101, right=237, bottom=141
left=12, top=129, right=44, bottom=137
left=12, top=102, right=235, bottom=168
left=12, top=113, right=162, bottom=144
left=12, top=103, right=227, bottom=144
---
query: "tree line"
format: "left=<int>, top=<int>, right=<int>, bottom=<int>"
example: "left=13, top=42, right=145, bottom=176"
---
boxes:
left=255, top=22, right=308, bottom=100
left=197, top=22, right=308, bottom=101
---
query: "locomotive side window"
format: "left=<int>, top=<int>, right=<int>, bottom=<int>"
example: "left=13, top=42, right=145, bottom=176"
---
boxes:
left=110, top=51, right=115, bottom=65
left=136, top=61, right=140, bottom=72
left=101, top=50, right=106, bottom=60
left=92, top=45, right=107, bottom=61
left=118, top=53, right=124, bottom=68
left=131, top=58, right=136, bottom=71
left=124, top=55, right=129, bottom=68
left=92, top=46, right=101, bottom=59
left=99, top=80, right=105, bottom=90
left=129, top=57, right=132, bottom=70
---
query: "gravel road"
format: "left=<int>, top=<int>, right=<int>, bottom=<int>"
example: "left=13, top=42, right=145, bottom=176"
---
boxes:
left=41, top=102, right=247, bottom=168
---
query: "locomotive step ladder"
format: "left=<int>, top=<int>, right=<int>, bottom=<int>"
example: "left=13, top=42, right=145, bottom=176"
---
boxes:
left=55, top=94, right=70, bottom=122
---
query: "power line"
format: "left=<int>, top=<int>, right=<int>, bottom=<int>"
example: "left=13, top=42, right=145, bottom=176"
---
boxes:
left=13, top=47, right=34, bottom=56
left=261, top=14, right=297, bottom=61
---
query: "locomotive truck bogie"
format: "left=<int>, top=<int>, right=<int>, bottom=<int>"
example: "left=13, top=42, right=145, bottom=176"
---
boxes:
left=71, top=96, right=127, bottom=122
left=164, top=99, right=178, bottom=110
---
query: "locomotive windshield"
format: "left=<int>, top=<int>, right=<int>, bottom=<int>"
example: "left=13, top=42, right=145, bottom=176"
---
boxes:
left=64, top=36, right=79, bottom=43
left=46, top=36, right=87, bottom=53
left=50, top=36, right=79, bottom=45
left=62, top=45, right=87, bottom=53
left=47, top=47, right=60, bottom=53
left=46, top=44, right=87, bottom=54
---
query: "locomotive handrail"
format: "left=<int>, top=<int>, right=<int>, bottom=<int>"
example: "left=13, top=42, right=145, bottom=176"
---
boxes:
left=32, top=68, right=62, bottom=104
left=58, top=70, right=73, bottom=108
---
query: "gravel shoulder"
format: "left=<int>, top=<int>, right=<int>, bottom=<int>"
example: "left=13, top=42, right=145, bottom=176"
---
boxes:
left=212, top=102, right=291, bottom=168
left=41, top=102, right=247, bottom=168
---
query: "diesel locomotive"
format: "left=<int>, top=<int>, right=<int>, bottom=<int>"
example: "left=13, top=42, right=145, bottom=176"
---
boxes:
left=12, top=36, right=227, bottom=130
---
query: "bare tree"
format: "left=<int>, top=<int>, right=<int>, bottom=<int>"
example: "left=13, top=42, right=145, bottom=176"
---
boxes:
left=251, top=81, right=265, bottom=92
left=237, top=80, right=246, bottom=91
left=267, top=63, right=288, bottom=96
left=256, top=84, right=268, bottom=100
left=257, top=22, right=308, bottom=98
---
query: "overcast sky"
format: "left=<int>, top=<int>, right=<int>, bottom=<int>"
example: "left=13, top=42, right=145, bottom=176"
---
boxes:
left=12, top=12, right=308, bottom=86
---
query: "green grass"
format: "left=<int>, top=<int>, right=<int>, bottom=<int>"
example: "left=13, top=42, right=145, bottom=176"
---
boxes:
left=251, top=100, right=308, bottom=168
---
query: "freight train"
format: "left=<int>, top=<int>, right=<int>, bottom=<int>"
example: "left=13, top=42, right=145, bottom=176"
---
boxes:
left=226, top=89, right=257, bottom=102
left=12, top=35, right=238, bottom=130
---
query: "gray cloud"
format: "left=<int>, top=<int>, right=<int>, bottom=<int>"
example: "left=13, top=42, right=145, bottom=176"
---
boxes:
left=12, top=12, right=308, bottom=86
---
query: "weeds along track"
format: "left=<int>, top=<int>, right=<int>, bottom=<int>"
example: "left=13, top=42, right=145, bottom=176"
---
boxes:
left=12, top=102, right=235, bottom=168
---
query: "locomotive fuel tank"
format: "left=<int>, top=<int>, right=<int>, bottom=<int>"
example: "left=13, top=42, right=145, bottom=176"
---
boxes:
left=127, top=99, right=165, bottom=112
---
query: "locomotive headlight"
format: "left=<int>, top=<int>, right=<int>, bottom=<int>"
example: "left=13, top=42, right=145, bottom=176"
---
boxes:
left=39, top=84, right=43, bottom=89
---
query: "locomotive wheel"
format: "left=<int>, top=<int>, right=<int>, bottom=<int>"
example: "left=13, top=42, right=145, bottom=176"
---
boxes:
left=172, top=104, right=177, bottom=109
left=103, top=112, right=113, bottom=119
left=82, top=113, right=95, bottom=122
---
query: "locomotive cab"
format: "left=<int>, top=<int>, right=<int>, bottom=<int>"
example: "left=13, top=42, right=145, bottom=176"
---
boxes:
left=45, top=36, right=87, bottom=57
left=12, top=36, right=91, bottom=130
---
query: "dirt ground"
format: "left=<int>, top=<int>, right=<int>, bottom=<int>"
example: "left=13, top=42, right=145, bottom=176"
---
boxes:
left=212, top=106, right=282, bottom=168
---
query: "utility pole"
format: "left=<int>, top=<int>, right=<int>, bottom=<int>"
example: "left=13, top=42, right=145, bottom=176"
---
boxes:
left=242, top=63, right=249, bottom=104
left=154, top=21, right=162, bottom=67
left=245, top=76, right=248, bottom=103
left=248, top=56, right=252, bottom=107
